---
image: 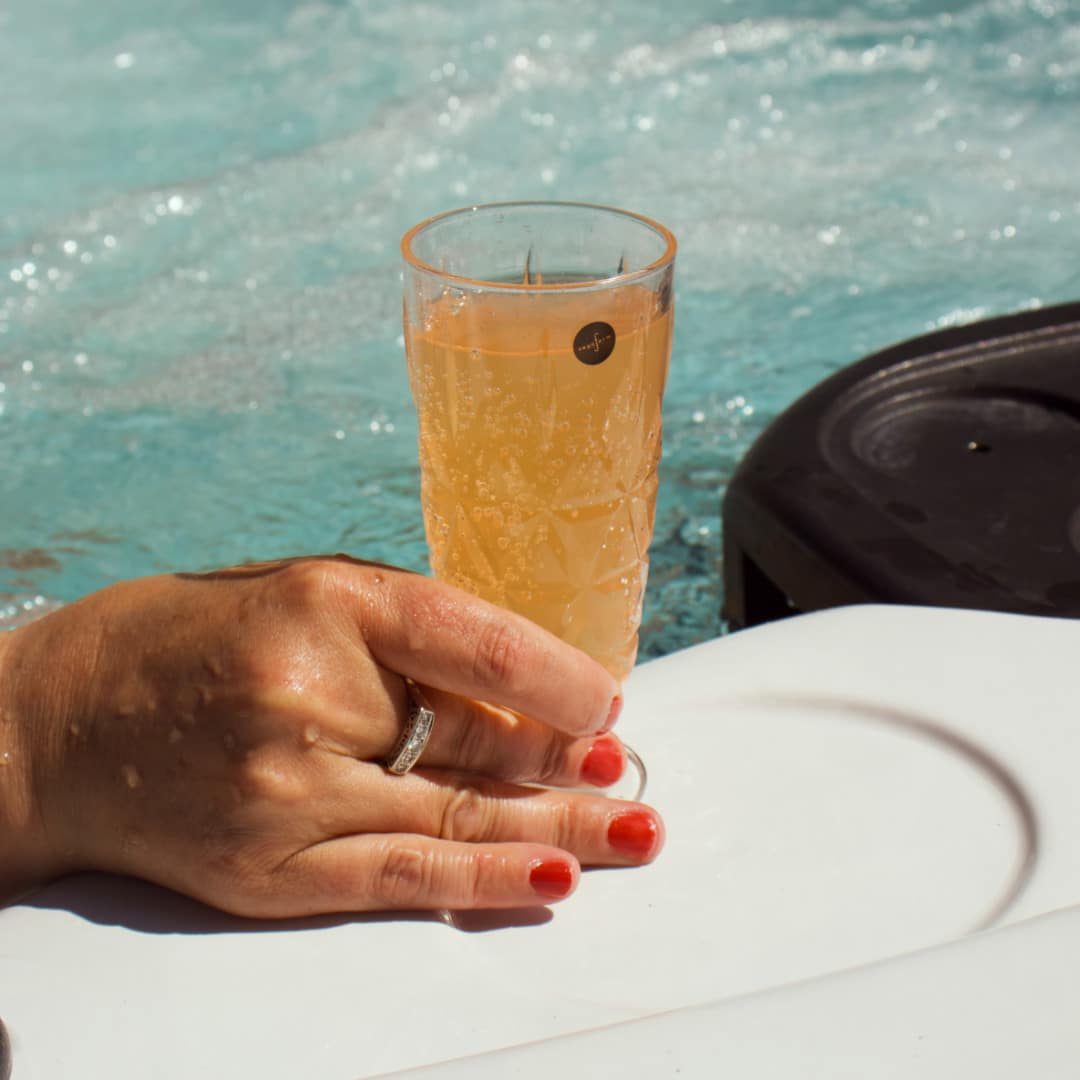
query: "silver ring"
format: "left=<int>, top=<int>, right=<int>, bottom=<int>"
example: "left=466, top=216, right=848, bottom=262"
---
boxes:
left=384, top=684, right=435, bottom=775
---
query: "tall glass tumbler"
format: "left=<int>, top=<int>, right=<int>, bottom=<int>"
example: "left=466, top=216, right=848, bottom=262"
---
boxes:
left=402, top=202, right=676, bottom=682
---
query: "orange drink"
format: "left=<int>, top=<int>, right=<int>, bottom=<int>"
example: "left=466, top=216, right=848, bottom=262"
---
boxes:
left=402, top=203, right=676, bottom=681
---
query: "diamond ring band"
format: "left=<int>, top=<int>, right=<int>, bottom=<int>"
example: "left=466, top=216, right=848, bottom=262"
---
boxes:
left=384, top=684, right=435, bottom=775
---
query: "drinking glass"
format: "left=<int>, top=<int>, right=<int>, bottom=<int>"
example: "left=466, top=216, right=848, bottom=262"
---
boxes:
left=402, top=202, right=676, bottom=798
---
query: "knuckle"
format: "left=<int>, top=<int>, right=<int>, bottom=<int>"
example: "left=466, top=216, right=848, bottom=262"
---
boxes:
left=235, top=749, right=308, bottom=807
left=438, top=785, right=495, bottom=843
left=371, top=843, right=432, bottom=909
left=471, top=618, right=529, bottom=692
left=275, top=558, right=343, bottom=614
left=547, top=800, right=579, bottom=852
left=237, top=560, right=351, bottom=693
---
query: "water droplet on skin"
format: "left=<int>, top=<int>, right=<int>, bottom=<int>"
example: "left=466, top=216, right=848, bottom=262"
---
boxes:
left=302, top=724, right=320, bottom=747
left=168, top=727, right=184, bottom=744
left=69, top=721, right=81, bottom=736
left=122, top=764, right=141, bottom=789
left=0, top=751, right=11, bottom=766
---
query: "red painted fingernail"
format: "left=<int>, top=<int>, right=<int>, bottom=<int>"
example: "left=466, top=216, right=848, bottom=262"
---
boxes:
left=581, top=735, right=625, bottom=787
left=529, top=859, right=575, bottom=900
left=601, top=694, right=623, bottom=733
left=608, top=811, right=659, bottom=860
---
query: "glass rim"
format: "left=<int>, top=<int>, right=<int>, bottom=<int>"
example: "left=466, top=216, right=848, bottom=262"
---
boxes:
left=400, top=200, right=677, bottom=293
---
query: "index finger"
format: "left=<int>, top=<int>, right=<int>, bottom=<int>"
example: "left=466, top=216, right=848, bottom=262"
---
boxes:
left=348, top=568, right=622, bottom=737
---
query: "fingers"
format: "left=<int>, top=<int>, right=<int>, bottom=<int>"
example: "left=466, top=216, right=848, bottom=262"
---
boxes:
left=268, top=836, right=581, bottom=916
left=411, top=773, right=666, bottom=869
left=260, top=769, right=665, bottom=915
left=412, top=687, right=627, bottom=789
left=309, top=683, right=625, bottom=789
left=346, top=568, right=622, bottom=737
left=170, top=764, right=664, bottom=918
left=309, top=762, right=664, bottom=871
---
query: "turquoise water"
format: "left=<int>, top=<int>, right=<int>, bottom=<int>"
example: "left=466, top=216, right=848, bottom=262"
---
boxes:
left=2, top=0, right=1079, bottom=657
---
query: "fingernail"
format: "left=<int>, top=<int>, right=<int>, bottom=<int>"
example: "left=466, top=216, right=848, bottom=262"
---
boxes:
left=529, top=859, right=575, bottom=900
left=608, top=810, right=659, bottom=860
left=601, top=694, right=623, bottom=733
left=581, top=735, right=625, bottom=787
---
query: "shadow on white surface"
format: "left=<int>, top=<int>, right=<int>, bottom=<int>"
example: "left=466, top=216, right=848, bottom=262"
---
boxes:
left=20, top=872, right=553, bottom=935
left=746, top=692, right=1039, bottom=930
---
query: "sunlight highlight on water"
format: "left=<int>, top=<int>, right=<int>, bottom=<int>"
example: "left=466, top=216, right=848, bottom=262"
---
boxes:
left=1, top=0, right=1079, bottom=656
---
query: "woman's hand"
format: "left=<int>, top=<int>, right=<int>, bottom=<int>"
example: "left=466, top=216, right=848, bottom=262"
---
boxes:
left=0, top=557, right=663, bottom=917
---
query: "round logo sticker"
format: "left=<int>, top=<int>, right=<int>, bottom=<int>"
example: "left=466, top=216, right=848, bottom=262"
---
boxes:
left=573, top=322, right=616, bottom=365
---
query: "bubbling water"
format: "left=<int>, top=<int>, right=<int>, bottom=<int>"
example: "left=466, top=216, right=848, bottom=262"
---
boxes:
left=1, top=0, right=1079, bottom=659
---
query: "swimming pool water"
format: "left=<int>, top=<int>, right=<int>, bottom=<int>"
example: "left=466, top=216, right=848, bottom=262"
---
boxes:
left=2, top=0, right=1079, bottom=658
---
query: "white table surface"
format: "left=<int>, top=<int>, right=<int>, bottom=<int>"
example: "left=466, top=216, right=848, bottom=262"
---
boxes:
left=385, top=903, right=1080, bottom=1079
left=2, top=604, right=1078, bottom=1078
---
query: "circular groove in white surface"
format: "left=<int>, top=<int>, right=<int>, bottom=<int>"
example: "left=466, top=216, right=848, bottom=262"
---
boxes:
left=647, top=694, right=1034, bottom=973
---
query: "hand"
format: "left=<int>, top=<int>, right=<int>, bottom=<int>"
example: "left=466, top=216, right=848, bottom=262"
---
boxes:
left=0, top=557, right=663, bottom=917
